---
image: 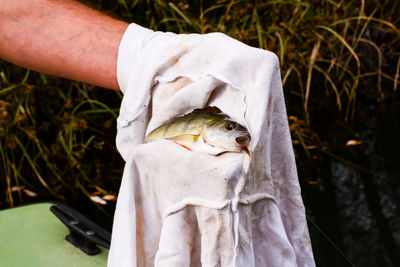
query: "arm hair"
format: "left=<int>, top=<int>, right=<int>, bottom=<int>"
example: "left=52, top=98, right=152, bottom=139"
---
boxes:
left=0, top=0, right=129, bottom=90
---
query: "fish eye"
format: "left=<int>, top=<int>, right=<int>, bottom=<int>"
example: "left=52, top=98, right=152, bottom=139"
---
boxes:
left=224, top=121, right=236, bottom=131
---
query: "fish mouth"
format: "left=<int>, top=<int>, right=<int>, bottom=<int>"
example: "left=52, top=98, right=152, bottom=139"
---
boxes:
left=235, top=136, right=250, bottom=147
left=235, top=136, right=251, bottom=156
left=242, top=146, right=251, bottom=156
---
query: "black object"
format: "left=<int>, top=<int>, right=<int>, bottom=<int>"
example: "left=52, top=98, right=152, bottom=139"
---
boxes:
left=50, top=203, right=111, bottom=255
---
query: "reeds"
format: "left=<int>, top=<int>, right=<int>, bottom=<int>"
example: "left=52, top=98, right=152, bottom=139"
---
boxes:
left=0, top=64, right=123, bottom=212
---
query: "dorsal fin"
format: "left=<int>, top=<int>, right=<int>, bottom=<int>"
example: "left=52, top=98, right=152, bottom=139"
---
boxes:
left=191, top=106, right=222, bottom=114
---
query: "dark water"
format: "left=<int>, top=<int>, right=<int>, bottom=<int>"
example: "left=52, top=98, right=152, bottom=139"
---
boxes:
left=302, top=92, right=400, bottom=266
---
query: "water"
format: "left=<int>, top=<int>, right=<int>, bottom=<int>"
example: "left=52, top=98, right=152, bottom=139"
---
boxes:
left=302, top=92, right=400, bottom=266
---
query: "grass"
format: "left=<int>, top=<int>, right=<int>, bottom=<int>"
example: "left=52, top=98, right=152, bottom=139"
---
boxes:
left=0, top=66, right=124, bottom=218
left=1, top=0, right=399, bottom=220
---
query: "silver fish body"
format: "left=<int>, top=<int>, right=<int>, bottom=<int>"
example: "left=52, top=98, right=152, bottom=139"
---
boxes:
left=144, top=107, right=250, bottom=155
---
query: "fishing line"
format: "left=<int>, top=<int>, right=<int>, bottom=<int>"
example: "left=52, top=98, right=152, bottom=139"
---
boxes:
left=306, top=215, right=356, bottom=267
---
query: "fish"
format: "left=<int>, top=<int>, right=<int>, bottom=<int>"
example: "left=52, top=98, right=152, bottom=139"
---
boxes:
left=144, top=106, right=251, bottom=156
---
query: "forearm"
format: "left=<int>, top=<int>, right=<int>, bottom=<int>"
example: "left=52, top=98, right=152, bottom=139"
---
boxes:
left=0, top=0, right=128, bottom=90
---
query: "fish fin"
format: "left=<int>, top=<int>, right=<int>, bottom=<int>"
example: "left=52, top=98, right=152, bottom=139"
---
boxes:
left=192, top=106, right=222, bottom=114
left=172, top=141, right=192, bottom=151
left=167, top=134, right=199, bottom=143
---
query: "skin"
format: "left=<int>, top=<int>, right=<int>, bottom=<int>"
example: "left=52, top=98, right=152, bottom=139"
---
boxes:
left=0, top=0, right=128, bottom=90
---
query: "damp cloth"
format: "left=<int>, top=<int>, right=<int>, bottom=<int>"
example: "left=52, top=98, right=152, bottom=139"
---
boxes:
left=108, top=23, right=315, bottom=267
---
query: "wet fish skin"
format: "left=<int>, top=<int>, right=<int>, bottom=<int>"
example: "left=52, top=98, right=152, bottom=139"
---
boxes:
left=144, top=107, right=250, bottom=155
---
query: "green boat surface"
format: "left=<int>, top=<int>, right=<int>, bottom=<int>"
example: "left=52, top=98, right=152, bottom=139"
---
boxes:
left=0, top=203, right=108, bottom=267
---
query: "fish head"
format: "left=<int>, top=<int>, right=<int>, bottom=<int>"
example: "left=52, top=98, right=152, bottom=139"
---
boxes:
left=202, top=118, right=251, bottom=154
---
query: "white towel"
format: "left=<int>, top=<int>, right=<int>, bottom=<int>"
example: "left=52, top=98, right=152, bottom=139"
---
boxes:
left=108, top=23, right=315, bottom=267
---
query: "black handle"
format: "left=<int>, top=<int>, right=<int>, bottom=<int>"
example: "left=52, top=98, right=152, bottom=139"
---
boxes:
left=50, top=204, right=111, bottom=255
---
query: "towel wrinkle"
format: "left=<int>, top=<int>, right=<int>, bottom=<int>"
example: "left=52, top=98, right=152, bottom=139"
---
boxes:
left=109, top=23, right=315, bottom=267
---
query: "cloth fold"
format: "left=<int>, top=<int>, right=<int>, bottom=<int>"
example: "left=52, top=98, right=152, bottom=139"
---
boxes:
left=109, top=23, right=315, bottom=267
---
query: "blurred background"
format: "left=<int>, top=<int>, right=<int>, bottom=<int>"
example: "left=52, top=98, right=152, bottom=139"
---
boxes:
left=1, top=0, right=399, bottom=266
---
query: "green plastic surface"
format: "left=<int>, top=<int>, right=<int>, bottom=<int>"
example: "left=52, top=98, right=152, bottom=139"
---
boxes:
left=0, top=203, right=108, bottom=267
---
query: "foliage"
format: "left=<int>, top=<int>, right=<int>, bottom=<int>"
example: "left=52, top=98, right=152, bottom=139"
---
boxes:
left=0, top=65, right=123, bottom=218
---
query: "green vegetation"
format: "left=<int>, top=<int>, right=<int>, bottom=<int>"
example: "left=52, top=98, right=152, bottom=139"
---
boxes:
left=1, top=0, right=399, bottom=223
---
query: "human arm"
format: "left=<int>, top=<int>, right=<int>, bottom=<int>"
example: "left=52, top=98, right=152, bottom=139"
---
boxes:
left=0, top=0, right=128, bottom=90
